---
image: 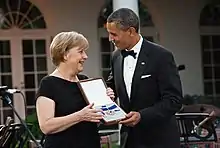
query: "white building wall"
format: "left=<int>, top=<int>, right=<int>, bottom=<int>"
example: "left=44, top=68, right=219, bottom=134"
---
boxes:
left=29, top=0, right=211, bottom=96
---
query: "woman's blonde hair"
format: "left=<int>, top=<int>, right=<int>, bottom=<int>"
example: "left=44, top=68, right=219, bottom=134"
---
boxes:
left=50, top=31, right=89, bottom=66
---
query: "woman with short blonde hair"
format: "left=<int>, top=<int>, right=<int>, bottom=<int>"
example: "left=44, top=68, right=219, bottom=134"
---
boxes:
left=50, top=31, right=89, bottom=66
left=36, top=31, right=115, bottom=148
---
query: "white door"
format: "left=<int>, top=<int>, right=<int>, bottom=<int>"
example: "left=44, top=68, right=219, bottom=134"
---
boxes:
left=0, top=31, right=51, bottom=124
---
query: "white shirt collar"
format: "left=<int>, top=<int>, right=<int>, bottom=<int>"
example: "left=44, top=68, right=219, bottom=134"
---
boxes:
left=126, top=35, right=143, bottom=58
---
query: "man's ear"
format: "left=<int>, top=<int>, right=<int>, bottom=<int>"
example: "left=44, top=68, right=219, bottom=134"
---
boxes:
left=129, top=27, right=136, bottom=36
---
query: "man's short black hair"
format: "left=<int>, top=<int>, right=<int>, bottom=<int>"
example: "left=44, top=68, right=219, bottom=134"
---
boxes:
left=107, top=8, right=139, bottom=33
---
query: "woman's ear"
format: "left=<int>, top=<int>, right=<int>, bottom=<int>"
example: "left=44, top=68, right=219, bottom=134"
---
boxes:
left=63, top=52, right=68, bottom=61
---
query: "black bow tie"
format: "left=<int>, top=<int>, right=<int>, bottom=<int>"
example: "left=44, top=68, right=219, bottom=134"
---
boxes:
left=121, top=50, right=137, bottom=59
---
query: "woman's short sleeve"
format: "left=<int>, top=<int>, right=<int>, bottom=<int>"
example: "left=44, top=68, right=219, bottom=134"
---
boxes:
left=35, top=76, right=54, bottom=101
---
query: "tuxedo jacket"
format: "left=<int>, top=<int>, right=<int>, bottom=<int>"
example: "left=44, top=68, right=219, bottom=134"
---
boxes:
left=107, top=39, right=183, bottom=148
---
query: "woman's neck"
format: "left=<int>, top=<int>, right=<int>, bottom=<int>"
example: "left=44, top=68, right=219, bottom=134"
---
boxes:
left=55, top=66, right=78, bottom=82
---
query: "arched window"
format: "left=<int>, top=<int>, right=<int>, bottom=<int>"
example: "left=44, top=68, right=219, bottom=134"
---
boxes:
left=200, top=3, right=220, bottom=26
left=0, top=0, right=46, bottom=29
left=200, top=3, right=220, bottom=103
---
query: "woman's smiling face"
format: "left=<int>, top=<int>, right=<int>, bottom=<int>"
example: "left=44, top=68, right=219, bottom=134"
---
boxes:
left=64, top=46, right=88, bottom=73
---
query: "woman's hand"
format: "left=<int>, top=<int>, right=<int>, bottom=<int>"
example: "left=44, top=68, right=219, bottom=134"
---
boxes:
left=106, top=87, right=115, bottom=101
left=79, top=103, right=103, bottom=123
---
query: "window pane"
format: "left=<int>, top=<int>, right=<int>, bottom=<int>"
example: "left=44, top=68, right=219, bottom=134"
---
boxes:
left=35, top=40, right=46, bottom=54
left=0, top=1, right=7, bottom=17
left=32, top=17, right=46, bottom=29
left=28, top=6, right=41, bottom=20
left=204, top=82, right=213, bottom=95
left=200, top=4, right=220, bottom=26
left=22, top=19, right=32, bottom=29
left=214, top=51, right=220, bottom=64
left=22, top=40, right=33, bottom=55
left=25, top=91, right=36, bottom=105
left=215, top=81, right=220, bottom=94
left=3, top=109, right=13, bottom=123
left=203, top=67, right=212, bottom=79
left=36, top=57, right=47, bottom=71
left=19, top=0, right=30, bottom=14
left=201, top=36, right=211, bottom=50
left=0, top=58, right=11, bottom=72
left=102, top=54, right=111, bottom=68
left=0, top=24, right=10, bottom=29
left=23, top=57, right=34, bottom=71
left=37, top=73, right=47, bottom=84
left=12, top=14, right=17, bottom=23
left=202, top=51, right=211, bottom=64
left=0, top=41, right=10, bottom=55
left=101, top=38, right=111, bottom=52
left=212, top=36, right=220, bottom=50
left=3, top=15, right=12, bottom=27
left=7, top=0, right=19, bottom=11
left=215, top=67, right=220, bottom=79
left=24, top=74, right=35, bottom=88
left=1, top=75, right=12, bottom=88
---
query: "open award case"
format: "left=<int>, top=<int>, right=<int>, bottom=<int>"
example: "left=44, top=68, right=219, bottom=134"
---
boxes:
left=77, top=78, right=126, bottom=123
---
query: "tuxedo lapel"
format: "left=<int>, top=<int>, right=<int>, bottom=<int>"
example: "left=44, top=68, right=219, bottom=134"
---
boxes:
left=114, top=53, right=130, bottom=106
left=130, top=40, right=150, bottom=101
left=115, top=54, right=124, bottom=86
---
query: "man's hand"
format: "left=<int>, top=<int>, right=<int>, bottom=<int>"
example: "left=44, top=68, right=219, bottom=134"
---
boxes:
left=106, top=87, right=115, bottom=101
left=119, top=111, right=141, bottom=127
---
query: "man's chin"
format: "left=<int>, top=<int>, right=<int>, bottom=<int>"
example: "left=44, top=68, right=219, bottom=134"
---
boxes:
left=77, top=67, right=83, bottom=73
left=115, top=45, right=125, bottom=50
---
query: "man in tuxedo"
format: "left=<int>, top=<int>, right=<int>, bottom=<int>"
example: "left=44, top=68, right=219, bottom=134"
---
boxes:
left=106, top=8, right=183, bottom=148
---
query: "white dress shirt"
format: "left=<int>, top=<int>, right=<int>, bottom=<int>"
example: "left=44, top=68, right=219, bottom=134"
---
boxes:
left=123, top=35, right=143, bottom=99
